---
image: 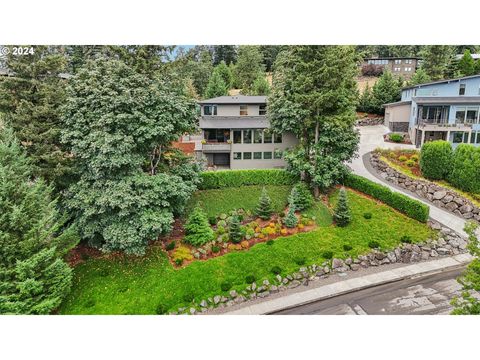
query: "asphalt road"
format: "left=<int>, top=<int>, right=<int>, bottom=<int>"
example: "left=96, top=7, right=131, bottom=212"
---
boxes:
left=271, top=268, right=466, bottom=315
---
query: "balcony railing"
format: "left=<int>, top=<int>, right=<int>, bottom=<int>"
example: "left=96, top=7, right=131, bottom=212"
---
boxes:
left=202, top=142, right=231, bottom=152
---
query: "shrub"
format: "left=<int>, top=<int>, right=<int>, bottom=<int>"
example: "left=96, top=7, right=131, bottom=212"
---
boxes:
left=363, top=212, right=372, bottom=219
left=172, top=246, right=193, bottom=264
left=398, top=155, right=407, bottom=162
left=208, top=216, right=217, bottom=225
left=183, top=293, right=194, bottom=303
left=165, top=241, right=175, bottom=251
left=266, top=240, right=274, bottom=245
left=271, top=266, right=282, bottom=275
left=283, top=206, right=298, bottom=228
left=155, top=303, right=168, bottom=315
left=389, top=133, right=403, bottom=143
left=405, top=159, right=415, bottom=167
left=212, top=245, right=221, bottom=253
left=322, top=250, right=334, bottom=259
left=245, top=275, right=256, bottom=284
left=420, top=140, right=453, bottom=180
left=255, top=187, right=273, bottom=220
left=368, top=240, right=380, bottom=249
left=295, top=257, right=306, bottom=266
left=229, top=216, right=243, bottom=243
left=343, top=244, right=353, bottom=251
left=400, top=235, right=412, bottom=243
left=184, top=205, right=214, bottom=247
left=344, top=174, right=429, bottom=222
left=288, top=182, right=314, bottom=211
left=448, top=144, right=480, bottom=194
left=220, top=281, right=232, bottom=292
left=199, top=169, right=297, bottom=189
left=333, top=187, right=351, bottom=227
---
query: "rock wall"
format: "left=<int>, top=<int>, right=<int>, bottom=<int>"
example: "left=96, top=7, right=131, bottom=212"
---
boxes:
left=370, top=152, right=480, bottom=222
left=356, top=117, right=384, bottom=126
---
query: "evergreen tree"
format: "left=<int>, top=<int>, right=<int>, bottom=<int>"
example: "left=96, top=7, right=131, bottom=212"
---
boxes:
left=457, top=49, right=477, bottom=76
left=204, top=70, right=228, bottom=99
left=250, top=74, right=271, bottom=95
left=259, top=45, right=284, bottom=72
left=0, top=45, right=72, bottom=190
left=288, top=182, right=314, bottom=211
left=333, top=187, right=351, bottom=227
left=0, top=128, right=78, bottom=314
left=228, top=216, right=243, bottom=244
left=283, top=206, right=298, bottom=228
left=61, top=58, right=199, bottom=255
left=358, top=84, right=375, bottom=113
left=255, top=187, right=273, bottom=220
left=420, top=45, right=455, bottom=80
left=213, top=45, right=237, bottom=65
left=371, top=70, right=402, bottom=114
left=408, top=68, right=431, bottom=86
left=235, top=46, right=265, bottom=93
left=215, top=60, right=233, bottom=88
left=269, top=46, right=359, bottom=195
left=184, top=205, right=214, bottom=246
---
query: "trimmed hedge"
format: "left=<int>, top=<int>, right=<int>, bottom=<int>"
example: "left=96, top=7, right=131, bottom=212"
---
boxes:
left=344, top=174, right=429, bottom=223
left=419, top=140, right=453, bottom=180
left=448, top=144, right=480, bottom=194
left=198, top=169, right=297, bottom=190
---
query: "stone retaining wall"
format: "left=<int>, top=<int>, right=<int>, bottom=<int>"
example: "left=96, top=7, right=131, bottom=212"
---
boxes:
left=356, top=117, right=384, bottom=126
left=370, top=152, right=480, bottom=222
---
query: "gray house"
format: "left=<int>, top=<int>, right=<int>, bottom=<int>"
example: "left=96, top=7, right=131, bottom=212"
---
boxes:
left=196, top=95, right=297, bottom=169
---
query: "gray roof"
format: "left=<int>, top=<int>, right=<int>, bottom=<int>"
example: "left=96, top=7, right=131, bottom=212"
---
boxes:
left=402, top=74, right=480, bottom=90
left=455, top=54, right=480, bottom=60
left=199, top=95, right=267, bottom=105
left=383, top=100, right=412, bottom=108
left=412, top=96, right=480, bottom=104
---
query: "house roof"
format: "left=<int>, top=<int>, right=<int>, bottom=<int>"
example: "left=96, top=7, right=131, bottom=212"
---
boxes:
left=199, top=95, right=267, bottom=105
left=383, top=100, right=412, bottom=108
left=412, top=96, right=480, bottom=105
left=402, top=74, right=480, bottom=90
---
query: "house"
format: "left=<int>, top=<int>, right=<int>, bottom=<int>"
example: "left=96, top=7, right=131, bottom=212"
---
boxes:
left=383, top=74, right=480, bottom=148
left=196, top=95, right=297, bottom=169
left=361, top=57, right=420, bottom=79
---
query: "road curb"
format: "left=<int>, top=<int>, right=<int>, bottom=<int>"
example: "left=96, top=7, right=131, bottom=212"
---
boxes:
left=224, top=254, right=473, bottom=315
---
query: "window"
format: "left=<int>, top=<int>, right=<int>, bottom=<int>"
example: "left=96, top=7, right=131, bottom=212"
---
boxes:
left=455, top=107, right=466, bottom=123
left=274, top=149, right=283, bottom=159
left=452, top=132, right=465, bottom=143
left=243, top=152, right=252, bottom=160
left=477, top=132, right=480, bottom=144
left=394, top=67, right=401, bottom=72
left=203, top=105, right=217, bottom=115
left=263, top=152, right=272, bottom=160
left=204, top=129, right=229, bottom=142
left=233, top=152, right=242, bottom=160
left=240, top=104, right=248, bottom=116
left=253, top=152, right=262, bottom=159
left=274, top=133, right=282, bottom=143
left=405, top=59, right=413, bottom=64
left=253, top=129, right=263, bottom=143
left=263, top=130, right=272, bottom=143
left=243, top=130, right=252, bottom=143
left=404, top=67, right=412, bottom=72
left=459, top=84, right=466, bottom=95
left=259, top=104, right=267, bottom=115
left=233, top=130, right=242, bottom=144
left=471, top=131, right=476, bottom=144
left=466, top=107, right=479, bottom=124
left=394, top=59, right=401, bottom=64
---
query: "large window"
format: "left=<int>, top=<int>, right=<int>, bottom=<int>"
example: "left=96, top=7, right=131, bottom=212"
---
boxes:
left=274, top=133, right=282, bottom=143
left=233, top=130, right=242, bottom=144
left=243, top=152, right=252, bottom=160
left=204, top=129, right=230, bottom=142
left=263, top=130, right=272, bottom=143
left=233, top=152, right=242, bottom=160
left=455, top=107, right=466, bottom=124
left=253, top=129, right=263, bottom=144
left=240, top=104, right=248, bottom=116
left=466, top=107, right=479, bottom=124
left=456, top=106, right=480, bottom=124
left=259, top=104, right=267, bottom=115
left=471, top=131, right=480, bottom=144
left=263, top=152, right=272, bottom=160
left=243, top=130, right=252, bottom=143
left=253, top=152, right=262, bottom=159
left=394, top=59, right=401, bottom=64
left=204, top=105, right=217, bottom=115
left=452, top=132, right=468, bottom=143
left=459, top=84, right=466, bottom=95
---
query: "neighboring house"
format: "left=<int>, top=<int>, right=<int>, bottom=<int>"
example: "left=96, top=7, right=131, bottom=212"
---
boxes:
left=455, top=53, right=480, bottom=60
left=196, top=95, right=297, bottom=169
left=383, top=74, right=480, bottom=148
left=362, top=57, right=420, bottom=79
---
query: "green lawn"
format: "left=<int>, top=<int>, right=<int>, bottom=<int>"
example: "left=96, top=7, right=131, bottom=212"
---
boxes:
left=59, top=189, right=435, bottom=315
left=186, top=184, right=292, bottom=218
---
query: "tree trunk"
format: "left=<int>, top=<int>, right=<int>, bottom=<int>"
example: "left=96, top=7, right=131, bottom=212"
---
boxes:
left=150, top=145, right=162, bottom=175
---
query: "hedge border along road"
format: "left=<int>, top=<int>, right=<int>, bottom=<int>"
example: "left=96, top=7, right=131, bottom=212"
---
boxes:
left=344, top=173, right=430, bottom=223
left=198, top=169, right=297, bottom=190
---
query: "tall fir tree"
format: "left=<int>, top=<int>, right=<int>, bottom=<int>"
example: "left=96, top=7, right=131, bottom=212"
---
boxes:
left=408, top=68, right=431, bottom=86
left=0, top=128, right=78, bottom=314
left=456, top=49, right=477, bottom=77
left=235, top=46, right=265, bottom=94
left=213, top=45, right=237, bottom=65
left=215, top=60, right=233, bottom=88
left=333, top=187, right=351, bottom=227
left=371, top=70, right=402, bottom=114
left=204, top=68, right=229, bottom=99
left=420, top=45, right=455, bottom=80
left=250, top=74, right=271, bottom=95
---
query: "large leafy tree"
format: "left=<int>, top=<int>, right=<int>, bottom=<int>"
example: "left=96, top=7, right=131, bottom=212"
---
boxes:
left=269, top=46, right=359, bottom=196
left=420, top=45, right=455, bottom=80
left=0, top=45, right=72, bottom=191
left=235, top=46, right=265, bottom=94
left=61, top=58, right=200, bottom=254
left=0, top=128, right=78, bottom=314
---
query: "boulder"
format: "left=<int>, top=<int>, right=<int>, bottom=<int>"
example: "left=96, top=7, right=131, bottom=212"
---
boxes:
left=459, top=204, right=473, bottom=213
left=332, top=258, right=344, bottom=269
left=442, top=194, right=454, bottom=203
left=445, top=202, right=458, bottom=212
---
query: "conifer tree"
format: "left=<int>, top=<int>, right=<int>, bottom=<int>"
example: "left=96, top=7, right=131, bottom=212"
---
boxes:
left=184, top=205, right=214, bottom=246
left=204, top=70, right=229, bottom=99
left=255, top=187, right=273, bottom=220
left=408, top=68, right=431, bottom=86
left=283, top=206, right=298, bottom=228
left=215, top=60, right=233, bottom=88
left=371, top=70, right=402, bottom=114
left=251, top=74, right=271, bottom=95
left=228, top=216, right=243, bottom=244
left=333, top=187, right=351, bottom=227
left=457, top=49, right=477, bottom=77
left=288, top=182, right=314, bottom=211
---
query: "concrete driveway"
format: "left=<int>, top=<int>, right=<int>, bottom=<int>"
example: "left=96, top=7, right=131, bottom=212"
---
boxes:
left=350, top=125, right=468, bottom=235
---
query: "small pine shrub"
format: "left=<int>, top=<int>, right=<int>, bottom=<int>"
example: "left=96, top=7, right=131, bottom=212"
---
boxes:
left=333, top=187, right=351, bottom=227
left=343, top=244, right=353, bottom=251
left=220, top=281, right=232, bottom=292
left=368, top=240, right=380, bottom=249
left=156, top=303, right=168, bottom=315
left=212, top=245, right=221, bottom=253
left=398, top=155, right=407, bottom=162
left=266, top=239, right=274, bottom=246
left=175, top=258, right=183, bottom=266
left=400, top=235, right=412, bottom=243
left=245, top=275, right=256, bottom=284
left=322, top=250, right=333, bottom=259
left=165, top=241, right=175, bottom=251
left=288, top=182, right=314, bottom=211
left=229, top=216, right=243, bottom=243
left=184, top=205, right=214, bottom=247
left=363, top=212, right=372, bottom=219
left=271, top=266, right=282, bottom=275
left=283, top=206, right=298, bottom=228
left=295, top=257, right=306, bottom=266
left=255, top=187, right=273, bottom=220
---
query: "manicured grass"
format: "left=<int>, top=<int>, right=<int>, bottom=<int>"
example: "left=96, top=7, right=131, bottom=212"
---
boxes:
left=186, top=185, right=292, bottom=218
left=59, top=188, right=435, bottom=315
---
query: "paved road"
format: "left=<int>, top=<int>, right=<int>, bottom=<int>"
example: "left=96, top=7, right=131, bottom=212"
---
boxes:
left=349, top=125, right=468, bottom=236
left=272, top=268, right=465, bottom=315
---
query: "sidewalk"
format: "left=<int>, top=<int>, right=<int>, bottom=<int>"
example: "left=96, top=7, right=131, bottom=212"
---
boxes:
left=224, top=253, right=473, bottom=315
